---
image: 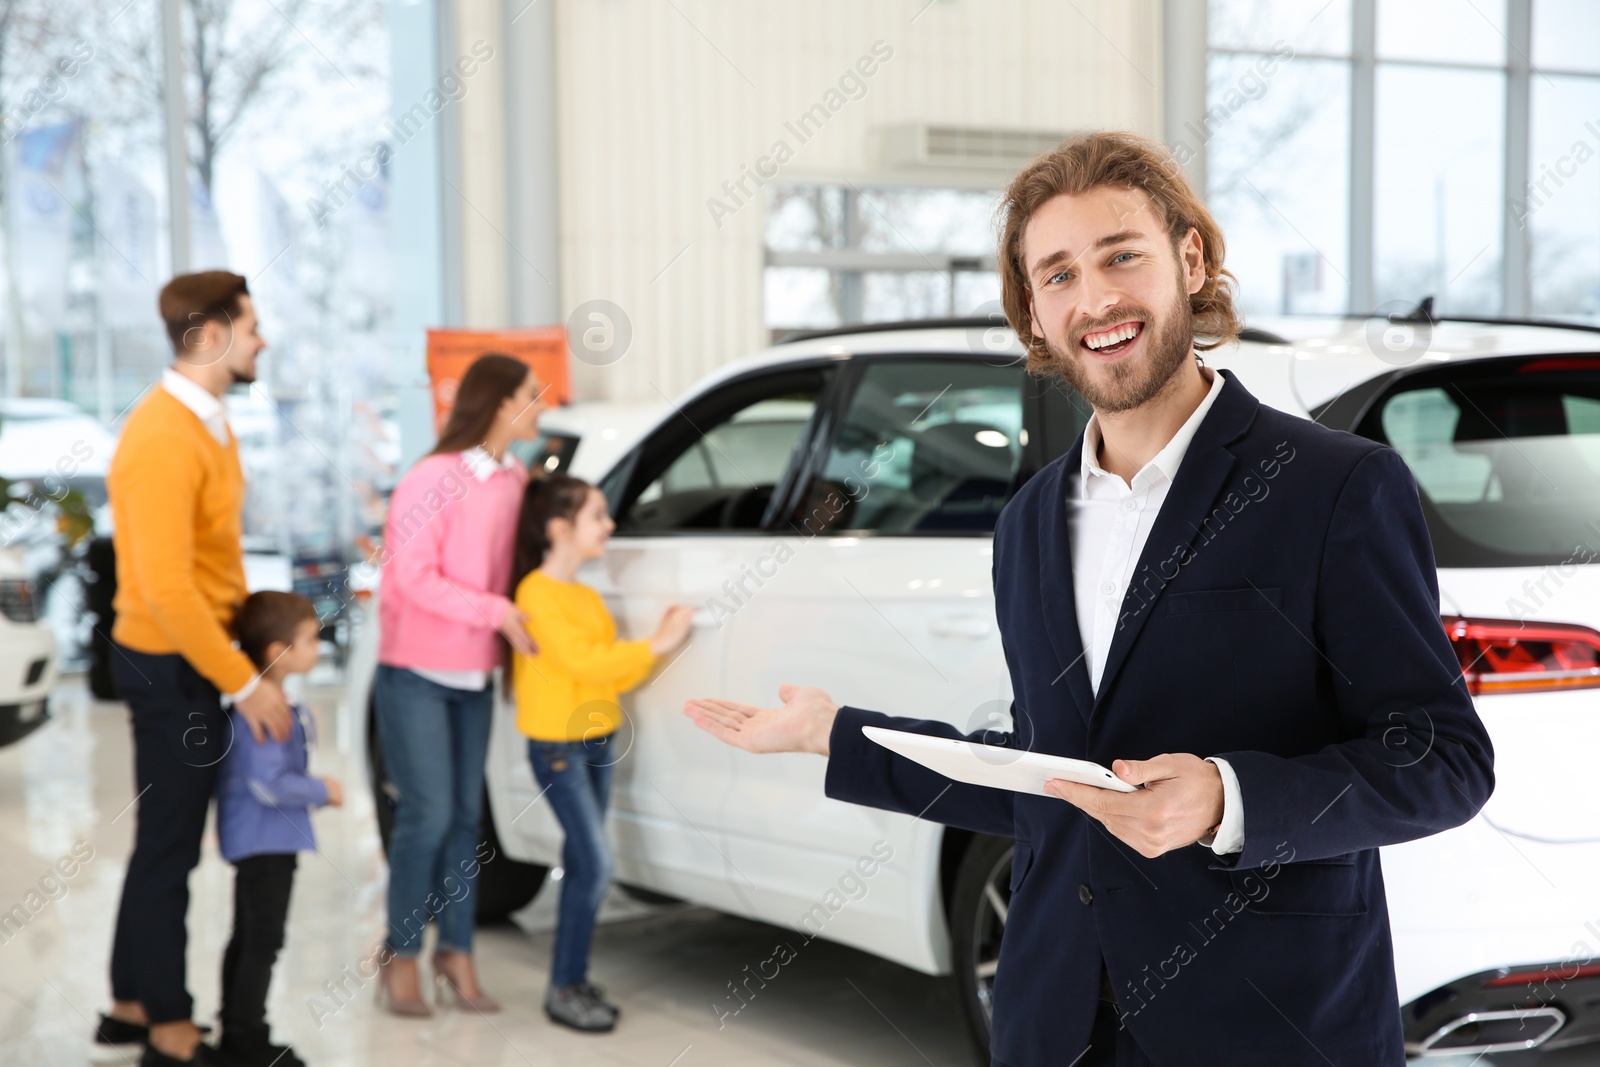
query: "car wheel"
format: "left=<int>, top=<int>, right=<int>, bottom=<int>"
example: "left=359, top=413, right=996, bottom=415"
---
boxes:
left=367, top=694, right=547, bottom=925
left=949, top=834, right=1013, bottom=1062
left=85, top=537, right=118, bottom=701
left=366, top=698, right=399, bottom=851
left=474, top=790, right=547, bottom=924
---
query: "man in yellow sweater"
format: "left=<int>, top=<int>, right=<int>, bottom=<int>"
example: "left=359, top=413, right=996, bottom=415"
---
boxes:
left=98, top=271, right=292, bottom=1067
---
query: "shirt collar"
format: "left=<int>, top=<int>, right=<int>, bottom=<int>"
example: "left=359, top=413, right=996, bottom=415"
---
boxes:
left=460, top=445, right=518, bottom=483
left=1080, top=366, right=1226, bottom=489
left=161, top=367, right=231, bottom=443
left=162, top=366, right=224, bottom=420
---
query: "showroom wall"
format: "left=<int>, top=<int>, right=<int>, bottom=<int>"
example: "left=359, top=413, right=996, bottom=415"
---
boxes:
left=465, top=0, right=1165, bottom=404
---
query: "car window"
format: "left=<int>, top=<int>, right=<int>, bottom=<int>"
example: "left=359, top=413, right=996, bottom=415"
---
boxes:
left=1365, top=357, right=1600, bottom=566
left=808, top=359, right=1025, bottom=534
left=636, top=399, right=813, bottom=503
left=512, top=431, right=579, bottom=477
left=615, top=384, right=820, bottom=533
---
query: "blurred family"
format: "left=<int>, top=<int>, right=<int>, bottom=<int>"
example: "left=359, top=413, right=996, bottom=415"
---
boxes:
left=99, top=276, right=685, bottom=1065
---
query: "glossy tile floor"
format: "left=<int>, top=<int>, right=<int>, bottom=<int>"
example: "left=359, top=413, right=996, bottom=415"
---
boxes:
left=3, top=674, right=1596, bottom=1067
left=0, top=674, right=976, bottom=1067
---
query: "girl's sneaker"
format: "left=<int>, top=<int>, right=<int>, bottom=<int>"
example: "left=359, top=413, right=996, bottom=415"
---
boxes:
left=544, top=984, right=618, bottom=1033
left=574, top=981, right=617, bottom=1017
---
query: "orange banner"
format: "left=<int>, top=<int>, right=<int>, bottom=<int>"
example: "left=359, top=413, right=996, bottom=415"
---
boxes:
left=425, top=327, right=571, bottom=432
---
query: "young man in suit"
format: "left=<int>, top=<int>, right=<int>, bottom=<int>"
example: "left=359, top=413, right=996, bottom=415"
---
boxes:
left=100, top=272, right=292, bottom=1066
left=686, top=131, right=1494, bottom=1066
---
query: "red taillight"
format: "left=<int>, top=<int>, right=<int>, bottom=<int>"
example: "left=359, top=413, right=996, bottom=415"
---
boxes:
left=1485, top=962, right=1600, bottom=987
left=1517, top=356, right=1600, bottom=374
left=1444, top=616, right=1600, bottom=695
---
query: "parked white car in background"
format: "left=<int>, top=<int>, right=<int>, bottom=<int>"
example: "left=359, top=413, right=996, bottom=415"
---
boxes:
left=0, top=545, right=56, bottom=746
left=345, top=308, right=1600, bottom=1059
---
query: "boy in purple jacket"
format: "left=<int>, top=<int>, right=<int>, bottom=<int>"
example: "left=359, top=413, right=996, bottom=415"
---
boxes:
left=216, top=592, right=342, bottom=1067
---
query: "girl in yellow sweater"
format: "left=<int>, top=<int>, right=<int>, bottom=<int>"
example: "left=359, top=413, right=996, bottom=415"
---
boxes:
left=507, top=474, right=692, bottom=1032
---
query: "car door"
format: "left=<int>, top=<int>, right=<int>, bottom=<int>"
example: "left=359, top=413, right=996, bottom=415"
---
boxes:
left=717, top=352, right=1084, bottom=971
left=554, top=363, right=839, bottom=911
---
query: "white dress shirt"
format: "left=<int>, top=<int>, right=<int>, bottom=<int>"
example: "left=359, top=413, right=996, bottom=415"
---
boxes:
left=410, top=445, right=519, bottom=692
left=161, top=366, right=233, bottom=447
left=1066, top=367, right=1245, bottom=854
left=159, top=366, right=263, bottom=704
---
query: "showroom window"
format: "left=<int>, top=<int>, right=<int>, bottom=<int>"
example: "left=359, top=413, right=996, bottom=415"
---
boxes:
left=763, top=184, right=1003, bottom=340
left=1207, top=0, right=1600, bottom=322
left=1, top=0, right=392, bottom=667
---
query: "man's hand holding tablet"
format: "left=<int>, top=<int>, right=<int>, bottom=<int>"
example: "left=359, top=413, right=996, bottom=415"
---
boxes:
left=1045, top=754, right=1226, bottom=858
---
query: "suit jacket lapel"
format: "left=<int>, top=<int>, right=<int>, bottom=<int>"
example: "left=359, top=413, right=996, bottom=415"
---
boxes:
left=1037, top=444, right=1097, bottom=725
left=1091, top=369, right=1260, bottom=713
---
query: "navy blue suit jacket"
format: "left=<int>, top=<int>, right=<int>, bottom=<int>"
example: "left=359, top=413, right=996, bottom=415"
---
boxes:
left=824, top=370, right=1495, bottom=1066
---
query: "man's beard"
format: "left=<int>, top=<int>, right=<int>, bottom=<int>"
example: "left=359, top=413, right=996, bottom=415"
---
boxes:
left=228, top=363, right=255, bottom=386
left=1041, top=287, right=1195, bottom=414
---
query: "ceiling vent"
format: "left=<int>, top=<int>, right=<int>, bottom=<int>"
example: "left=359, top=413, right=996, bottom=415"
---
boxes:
left=881, top=124, right=1069, bottom=170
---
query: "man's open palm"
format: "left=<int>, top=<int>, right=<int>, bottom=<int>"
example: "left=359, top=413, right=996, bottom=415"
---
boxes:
left=684, top=684, right=839, bottom=756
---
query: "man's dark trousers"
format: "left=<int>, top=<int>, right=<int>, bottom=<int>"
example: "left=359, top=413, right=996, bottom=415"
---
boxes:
left=109, top=643, right=231, bottom=1024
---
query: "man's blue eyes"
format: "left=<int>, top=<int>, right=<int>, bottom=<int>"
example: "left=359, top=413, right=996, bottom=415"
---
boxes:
left=1047, top=253, right=1137, bottom=285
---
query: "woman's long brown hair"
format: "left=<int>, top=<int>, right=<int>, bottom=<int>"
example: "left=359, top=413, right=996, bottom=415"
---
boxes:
left=430, top=353, right=530, bottom=456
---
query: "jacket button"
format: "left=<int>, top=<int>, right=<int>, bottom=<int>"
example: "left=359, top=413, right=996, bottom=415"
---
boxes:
left=1078, top=884, right=1093, bottom=906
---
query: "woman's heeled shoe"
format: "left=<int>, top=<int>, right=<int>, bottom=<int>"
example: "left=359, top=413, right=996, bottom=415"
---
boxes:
left=375, top=953, right=433, bottom=1018
left=432, top=950, right=501, bottom=1013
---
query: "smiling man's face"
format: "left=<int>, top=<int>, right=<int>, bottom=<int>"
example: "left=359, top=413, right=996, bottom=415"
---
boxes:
left=1023, top=186, right=1207, bottom=413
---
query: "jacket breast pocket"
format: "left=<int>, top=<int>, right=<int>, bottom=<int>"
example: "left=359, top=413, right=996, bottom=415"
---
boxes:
left=1227, top=854, right=1367, bottom=917
left=1167, top=586, right=1282, bottom=615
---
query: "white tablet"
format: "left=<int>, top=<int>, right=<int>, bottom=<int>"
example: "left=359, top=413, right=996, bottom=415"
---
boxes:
left=862, top=725, right=1139, bottom=795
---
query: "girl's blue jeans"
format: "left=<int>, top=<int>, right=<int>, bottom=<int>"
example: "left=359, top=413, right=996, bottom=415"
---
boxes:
left=528, top=735, right=617, bottom=987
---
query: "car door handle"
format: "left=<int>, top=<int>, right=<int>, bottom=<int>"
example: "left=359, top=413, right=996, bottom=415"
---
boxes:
left=929, top=613, right=992, bottom=639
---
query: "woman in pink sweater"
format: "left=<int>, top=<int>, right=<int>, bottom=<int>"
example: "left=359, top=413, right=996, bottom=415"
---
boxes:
left=374, top=354, right=545, bottom=1015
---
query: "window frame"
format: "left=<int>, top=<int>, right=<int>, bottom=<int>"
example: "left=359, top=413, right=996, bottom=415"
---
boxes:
left=762, top=183, right=1004, bottom=338
left=1201, top=0, right=1600, bottom=319
left=600, top=361, right=845, bottom=538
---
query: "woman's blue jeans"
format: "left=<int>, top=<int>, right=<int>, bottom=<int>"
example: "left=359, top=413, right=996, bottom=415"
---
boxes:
left=374, top=665, right=494, bottom=958
left=528, top=736, right=616, bottom=987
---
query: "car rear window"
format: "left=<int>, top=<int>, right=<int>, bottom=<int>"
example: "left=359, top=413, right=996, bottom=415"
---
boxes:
left=1359, top=355, right=1600, bottom=567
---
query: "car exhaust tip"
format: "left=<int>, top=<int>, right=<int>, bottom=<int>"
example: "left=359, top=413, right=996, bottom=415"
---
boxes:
left=1407, top=1006, right=1565, bottom=1057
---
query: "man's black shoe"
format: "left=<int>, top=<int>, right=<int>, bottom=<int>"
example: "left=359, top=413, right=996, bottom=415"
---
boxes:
left=217, top=1026, right=308, bottom=1067
left=138, top=1042, right=225, bottom=1066
left=94, top=1013, right=149, bottom=1047
left=95, top=1015, right=213, bottom=1049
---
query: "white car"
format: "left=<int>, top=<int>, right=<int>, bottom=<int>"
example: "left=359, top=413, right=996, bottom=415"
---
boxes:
left=0, top=545, right=55, bottom=745
left=345, top=310, right=1600, bottom=1060
left=0, top=397, right=117, bottom=503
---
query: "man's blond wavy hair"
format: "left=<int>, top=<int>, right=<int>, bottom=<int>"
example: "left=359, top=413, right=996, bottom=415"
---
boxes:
left=998, top=131, right=1243, bottom=375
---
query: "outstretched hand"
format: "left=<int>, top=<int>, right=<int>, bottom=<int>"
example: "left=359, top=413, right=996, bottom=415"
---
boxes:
left=683, top=684, right=840, bottom=756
